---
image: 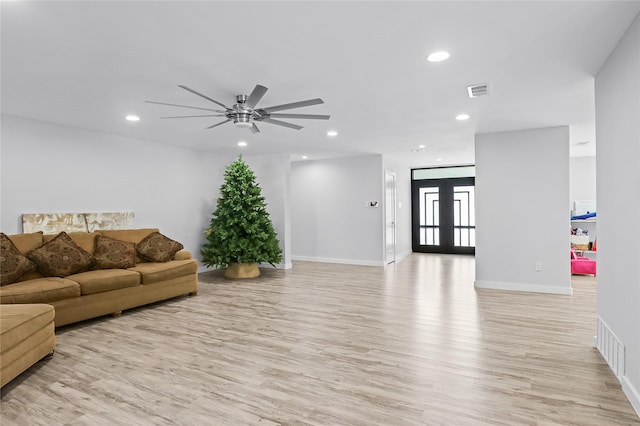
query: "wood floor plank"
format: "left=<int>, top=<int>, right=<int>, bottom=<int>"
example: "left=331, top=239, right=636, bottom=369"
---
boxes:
left=1, top=254, right=638, bottom=425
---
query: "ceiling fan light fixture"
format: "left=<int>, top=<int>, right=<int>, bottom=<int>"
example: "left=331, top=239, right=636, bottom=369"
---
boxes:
left=234, top=114, right=253, bottom=128
left=149, top=84, right=328, bottom=133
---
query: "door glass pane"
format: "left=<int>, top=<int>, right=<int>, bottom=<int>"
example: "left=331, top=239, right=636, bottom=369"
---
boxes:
left=461, top=229, right=469, bottom=246
left=419, top=187, right=439, bottom=226
left=419, top=187, right=440, bottom=247
left=413, top=166, right=475, bottom=180
left=454, top=185, right=475, bottom=248
left=454, top=186, right=475, bottom=226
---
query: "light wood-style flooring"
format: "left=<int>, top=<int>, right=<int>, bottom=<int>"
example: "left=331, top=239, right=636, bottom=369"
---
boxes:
left=1, top=254, right=638, bottom=425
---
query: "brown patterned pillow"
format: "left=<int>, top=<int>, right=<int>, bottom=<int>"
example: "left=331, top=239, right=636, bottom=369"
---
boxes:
left=136, top=232, right=183, bottom=262
left=27, top=232, right=95, bottom=277
left=94, top=235, right=136, bottom=269
left=0, top=233, right=37, bottom=285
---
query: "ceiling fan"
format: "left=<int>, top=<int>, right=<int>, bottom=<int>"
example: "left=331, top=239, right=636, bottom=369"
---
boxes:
left=146, top=84, right=330, bottom=134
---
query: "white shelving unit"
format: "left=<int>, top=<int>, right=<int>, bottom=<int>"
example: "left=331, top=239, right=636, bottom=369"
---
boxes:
left=571, top=218, right=596, bottom=259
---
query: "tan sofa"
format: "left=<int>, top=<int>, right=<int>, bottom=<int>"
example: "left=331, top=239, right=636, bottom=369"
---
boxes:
left=0, top=304, right=56, bottom=388
left=0, top=228, right=198, bottom=327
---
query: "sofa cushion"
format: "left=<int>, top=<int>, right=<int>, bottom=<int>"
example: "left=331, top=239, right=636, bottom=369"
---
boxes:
left=128, top=259, right=198, bottom=284
left=7, top=231, right=43, bottom=254
left=1, top=233, right=37, bottom=286
left=96, top=229, right=158, bottom=263
left=0, top=304, right=55, bottom=353
left=27, top=232, right=95, bottom=277
left=93, top=235, right=136, bottom=269
left=44, top=231, right=98, bottom=255
left=96, top=228, right=159, bottom=244
left=173, top=251, right=192, bottom=261
left=0, top=277, right=81, bottom=304
left=136, top=232, right=184, bottom=262
left=66, top=269, right=140, bottom=295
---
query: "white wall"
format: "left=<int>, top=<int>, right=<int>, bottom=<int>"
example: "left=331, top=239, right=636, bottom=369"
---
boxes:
left=244, top=153, right=292, bottom=269
left=383, top=156, right=412, bottom=260
left=570, top=156, right=596, bottom=210
left=291, top=154, right=384, bottom=266
left=595, top=12, right=640, bottom=415
left=0, top=115, right=227, bottom=270
left=475, top=126, right=571, bottom=295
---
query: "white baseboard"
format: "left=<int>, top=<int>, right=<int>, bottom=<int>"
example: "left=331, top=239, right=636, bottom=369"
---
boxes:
left=198, top=265, right=218, bottom=273
left=198, top=262, right=292, bottom=273
left=622, top=375, right=640, bottom=417
left=266, top=262, right=292, bottom=270
left=474, top=280, right=573, bottom=295
left=383, top=250, right=412, bottom=265
left=395, top=250, right=412, bottom=262
left=292, top=255, right=385, bottom=267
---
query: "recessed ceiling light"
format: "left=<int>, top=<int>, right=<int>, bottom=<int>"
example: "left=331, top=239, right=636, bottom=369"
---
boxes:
left=456, top=114, right=470, bottom=121
left=436, top=158, right=443, bottom=162
left=302, top=155, right=308, bottom=159
left=418, top=144, right=426, bottom=149
left=327, top=130, right=338, bottom=137
left=237, top=141, right=247, bottom=147
left=427, top=51, right=450, bottom=62
left=125, top=115, right=140, bottom=122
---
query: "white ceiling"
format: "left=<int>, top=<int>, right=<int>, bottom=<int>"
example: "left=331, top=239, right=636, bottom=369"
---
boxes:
left=2, top=1, right=638, bottom=167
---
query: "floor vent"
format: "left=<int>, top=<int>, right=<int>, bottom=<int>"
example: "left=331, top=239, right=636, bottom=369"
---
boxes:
left=467, top=83, right=490, bottom=98
left=596, top=316, right=625, bottom=378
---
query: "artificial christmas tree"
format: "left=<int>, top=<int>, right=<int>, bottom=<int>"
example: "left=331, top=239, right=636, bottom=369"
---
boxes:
left=201, top=156, right=282, bottom=278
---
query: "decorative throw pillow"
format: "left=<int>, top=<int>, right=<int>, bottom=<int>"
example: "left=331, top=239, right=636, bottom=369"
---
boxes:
left=27, top=231, right=95, bottom=277
left=94, top=235, right=136, bottom=269
left=136, top=232, right=183, bottom=262
left=0, top=233, right=37, bottom=286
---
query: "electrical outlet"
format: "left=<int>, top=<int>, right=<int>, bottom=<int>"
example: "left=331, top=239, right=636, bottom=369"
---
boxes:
left=535, top=261, right=542, bottom=272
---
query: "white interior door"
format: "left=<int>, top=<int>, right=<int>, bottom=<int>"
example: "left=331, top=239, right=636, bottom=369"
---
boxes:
left=385, top=171, right=396, bottom=264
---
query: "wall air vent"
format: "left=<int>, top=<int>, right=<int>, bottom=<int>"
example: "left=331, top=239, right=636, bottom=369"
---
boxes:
left=467, top=83, right=490, bottom=98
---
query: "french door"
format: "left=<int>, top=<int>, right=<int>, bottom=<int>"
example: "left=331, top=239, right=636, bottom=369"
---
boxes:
left=411, top=177, right=475, bottom=254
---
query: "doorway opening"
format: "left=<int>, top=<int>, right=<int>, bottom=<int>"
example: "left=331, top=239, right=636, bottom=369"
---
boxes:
left=385, top=170, right=397, bottom=264
left=411, top=166, right=475, bottom=255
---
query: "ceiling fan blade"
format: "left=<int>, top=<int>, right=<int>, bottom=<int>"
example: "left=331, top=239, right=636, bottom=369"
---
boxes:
left=205, top=118, right=231, bottom=129
left=178, top=85, right=230, bottom=109
left=250, top=123, right=260, bottom=134
left=246, top=85, right=268, bottom=108
left=262, top=118, right=303, bottom=130
left=267, top=113, right=330, bottom=120
left=161, top=114, right=226, bottom=119
left=145, top=100, right=224, bottom=113
left=260, top=98, right=324, bottom=113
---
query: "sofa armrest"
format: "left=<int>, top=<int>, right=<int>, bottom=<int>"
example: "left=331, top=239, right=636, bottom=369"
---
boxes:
left=173, top=250, right=192, bottom=261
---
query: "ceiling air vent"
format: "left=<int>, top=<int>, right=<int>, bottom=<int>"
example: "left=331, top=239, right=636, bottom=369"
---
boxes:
left=467, top=83, right=490, bottom=98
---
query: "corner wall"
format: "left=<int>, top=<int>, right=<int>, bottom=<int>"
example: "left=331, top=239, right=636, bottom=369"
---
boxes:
left=595, top=12, right=640, bottom=415
left=290, top=154, right=384, bottom=266
left=475, top=126, right=571, bottom=295
left=0, top=115, right=228, bottom=269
